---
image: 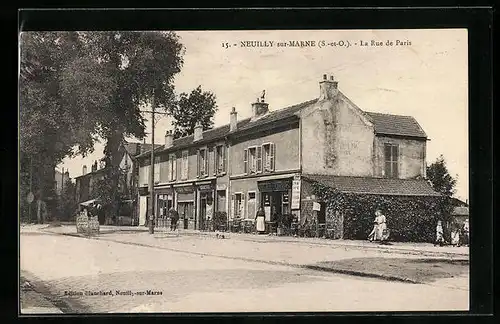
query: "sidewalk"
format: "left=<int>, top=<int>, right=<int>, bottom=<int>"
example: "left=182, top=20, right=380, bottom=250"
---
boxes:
left=20, top=275, right=63, bottom=314
left=32, top=224, right=468, bottom=258
left=28, top=224, right=469, bottom=288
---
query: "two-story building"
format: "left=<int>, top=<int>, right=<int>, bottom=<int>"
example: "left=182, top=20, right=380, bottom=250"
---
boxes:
left=137, top=74, right=441, bottom=239
left=75, top=140, right=161, bottom=224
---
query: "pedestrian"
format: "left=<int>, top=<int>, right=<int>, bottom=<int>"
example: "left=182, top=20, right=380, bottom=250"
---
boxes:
left=375, top=209, right=388, bottom=243
left=462, top=218, right=469, bottom=246
left=169, top=207, right=179, bottom=232
left=255, top=207, right=266, bottom=234
left=451, top=223, right=460, bottom=247
left=435, top=220, right=445, bottom=246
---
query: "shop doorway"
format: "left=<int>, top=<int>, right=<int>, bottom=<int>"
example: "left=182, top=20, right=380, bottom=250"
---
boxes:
left=199, top=191, right=214, bottom=230
left=178, top=201, right=194, bottom=229
left=261, top=191, right=290, bottom=222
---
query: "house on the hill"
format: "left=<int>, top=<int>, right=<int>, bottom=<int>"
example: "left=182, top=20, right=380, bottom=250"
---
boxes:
left=136, top=74, right=442, bottom=241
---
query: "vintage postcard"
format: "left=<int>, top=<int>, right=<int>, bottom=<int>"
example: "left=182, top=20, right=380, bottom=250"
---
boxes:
left=19, top=28, right=469, bottom=314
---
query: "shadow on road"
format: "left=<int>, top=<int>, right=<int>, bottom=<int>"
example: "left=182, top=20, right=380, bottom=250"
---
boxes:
left=309, top=257, right=469, bottom=284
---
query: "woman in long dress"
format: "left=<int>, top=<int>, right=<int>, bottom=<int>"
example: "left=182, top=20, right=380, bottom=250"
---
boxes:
left=255, top=207, right=266, bottom=234
left=376, top=210, right=387, bottom=242
left=435, top=220, right=444, bottom=246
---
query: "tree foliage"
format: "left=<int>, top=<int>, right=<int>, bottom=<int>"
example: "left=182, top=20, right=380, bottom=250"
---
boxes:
left=426, top=155, right=457, bottom=198
left=20, top=31, right=185, bottom=220
left=169, top=85, right=218, bottom=139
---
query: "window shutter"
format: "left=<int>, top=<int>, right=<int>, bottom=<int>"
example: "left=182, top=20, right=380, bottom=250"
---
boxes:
left=214, top=147, right=218, bottom=175
left=223, top=145, right=227, bottom=173
left=270, top=143, right=275, bottom=171
left=205, top=149, right=209, bottom=177
left=196, top=150, right=200, bottom=177
left=257, top=146, right=262, bottom=173
left=241, top=194, right=246, bottom=218
left=172, top=155, right=177, bottom=181
left=243, top=149, right=248, bottom=174
left=231, top=194, right=235, bottom=219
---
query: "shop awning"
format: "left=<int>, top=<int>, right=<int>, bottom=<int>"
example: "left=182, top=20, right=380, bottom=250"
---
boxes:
left=303, top=174, right=442, bottom=197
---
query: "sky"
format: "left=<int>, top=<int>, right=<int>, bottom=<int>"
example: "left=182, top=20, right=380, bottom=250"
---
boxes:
left=58, top=29, right=469, bottom=202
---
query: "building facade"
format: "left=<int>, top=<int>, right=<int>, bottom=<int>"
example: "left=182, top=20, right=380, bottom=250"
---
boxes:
left=75, top=140, right=161, bottom=224
left=137, top=74, right=440, bottom=236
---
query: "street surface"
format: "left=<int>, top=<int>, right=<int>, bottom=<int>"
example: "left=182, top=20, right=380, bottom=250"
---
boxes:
left=20, top=226, right=469, bottom=313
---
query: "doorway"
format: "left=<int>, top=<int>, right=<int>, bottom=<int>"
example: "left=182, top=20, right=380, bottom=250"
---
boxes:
left=178, top=201, right=194, bottom=229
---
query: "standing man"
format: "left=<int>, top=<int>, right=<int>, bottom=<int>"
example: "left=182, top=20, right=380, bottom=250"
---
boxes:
left=169, top=207, right=179, bottom=232
left=36, top=192, right=47, bottom=225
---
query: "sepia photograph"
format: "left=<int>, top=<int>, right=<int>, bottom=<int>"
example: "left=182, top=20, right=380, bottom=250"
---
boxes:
left=19, top=27, right=470, bottom=314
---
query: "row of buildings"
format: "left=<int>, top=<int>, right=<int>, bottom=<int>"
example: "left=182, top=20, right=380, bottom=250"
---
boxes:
left=74, top=75, right=467, bottom=239
left=133, top=75, right=440, bottom=234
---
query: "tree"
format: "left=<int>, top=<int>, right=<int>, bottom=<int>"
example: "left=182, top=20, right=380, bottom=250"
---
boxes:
left=56, top=179, right=77, bottom=222
left=426, top=155, right=458, bottom=241
left=20, top=31, right=185, bottom=222
left=426, top=155, right=458, bottom=198
left=169, top=85, right=218, bottom=139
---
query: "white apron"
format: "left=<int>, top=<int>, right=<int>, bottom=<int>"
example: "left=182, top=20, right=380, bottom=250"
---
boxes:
left=256, top=216, right=265, bottom=232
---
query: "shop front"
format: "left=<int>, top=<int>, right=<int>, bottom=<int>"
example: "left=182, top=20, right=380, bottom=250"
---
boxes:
left=174, top=185, right=196, bottom=230
left=156, top=187, right=174, bottom=226
left=196, top=181, right=215, bottom=231
left=257, top=178, right=293, bottom=233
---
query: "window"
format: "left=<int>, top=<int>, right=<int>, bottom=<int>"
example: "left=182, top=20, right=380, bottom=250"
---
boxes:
left=262, top=143, right=275, bottom=171
left=384, top=144, right=399, bottom=178
left=248, top=147, right=256, bottom=173
left=181, top=150, right=189, bottom=180
left=154, top=156, right=160, bottom=183
left=232, top=193, right=244, bottom=218
left=168, top=154, right=177, bottom=181
left=243, top=149, right=248, bottom=174
left=198, top=148, right=208, bottom=177
left=215, top=145, right=227, bottom=175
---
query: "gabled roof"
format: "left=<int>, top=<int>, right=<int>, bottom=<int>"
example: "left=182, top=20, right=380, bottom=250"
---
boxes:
left=365, top=112, right=427, bottom=139
left=303, top=174, right=441, bottom=197
left=136, top=90, right=428, bottom=158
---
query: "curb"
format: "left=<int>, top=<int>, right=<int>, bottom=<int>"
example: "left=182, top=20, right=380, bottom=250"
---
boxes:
left=301, top=265, right=420, bottom=284
left=20, top=271, right=92, bottom=314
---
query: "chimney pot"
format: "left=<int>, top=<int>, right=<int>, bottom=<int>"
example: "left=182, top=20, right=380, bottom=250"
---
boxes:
left=165, top=130, right=174, bottom=148
left=193, top=122, right=203, bottom=141
left=82, top=165, right=87, bottom=175
left=319, top=74, right=339, bottom=100
left=230, top=107, right=238, bottom=132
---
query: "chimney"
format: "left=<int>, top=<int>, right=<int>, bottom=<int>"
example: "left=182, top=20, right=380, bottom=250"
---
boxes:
left=230, top=107, right=238, bottom=132
left=165, top=130, right=174, bottom=148
left=193, top=122, right=203, bottom=142
left=319, top=74, right=339, bottom=100
left=251, top=90, right=269, bottom=120
left=82, top=165, right=87, bottom=175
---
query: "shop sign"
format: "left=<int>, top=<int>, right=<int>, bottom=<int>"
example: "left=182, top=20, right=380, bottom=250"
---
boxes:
left=313, top=202, right=321, bottom=211
left=198, top=184, right=213, bottom=192
left=291, top=177, right=301, bottom=210
left=138, top=187, right=149, bottom=196
left=216, top=183, right=227, bottom=191
left=176, top=186, right=194, bottom=194
left=258, top=179, right=292, bottom=192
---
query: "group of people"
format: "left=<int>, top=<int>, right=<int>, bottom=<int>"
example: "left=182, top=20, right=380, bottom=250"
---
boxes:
left=368, top=209, right=390, bottom=243
left=435, top=218, right=469, bottom=247
left=156, top=207, right=180, bottom=231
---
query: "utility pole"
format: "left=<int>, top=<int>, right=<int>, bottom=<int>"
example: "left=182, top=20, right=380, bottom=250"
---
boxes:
left=29, top=157, right=33, bottom=223
left=148, top=91, right=156, bottom=234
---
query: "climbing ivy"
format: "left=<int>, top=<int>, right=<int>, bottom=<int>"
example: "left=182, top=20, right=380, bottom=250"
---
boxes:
left=309, top=181, right=448, bottom=243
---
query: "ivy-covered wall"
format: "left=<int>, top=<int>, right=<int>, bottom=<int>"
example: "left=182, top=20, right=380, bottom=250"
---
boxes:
left=306, top=179, right=447, bottom=243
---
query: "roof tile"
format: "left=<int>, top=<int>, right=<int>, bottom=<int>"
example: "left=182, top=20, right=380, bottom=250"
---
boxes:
left=365, top=112, right=427, bottom=138
left=303, top=174, right=441, bottom=197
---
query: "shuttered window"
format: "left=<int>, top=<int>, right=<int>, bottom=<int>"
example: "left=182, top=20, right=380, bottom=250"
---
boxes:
left=243, top=149, right=248, bottom=174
